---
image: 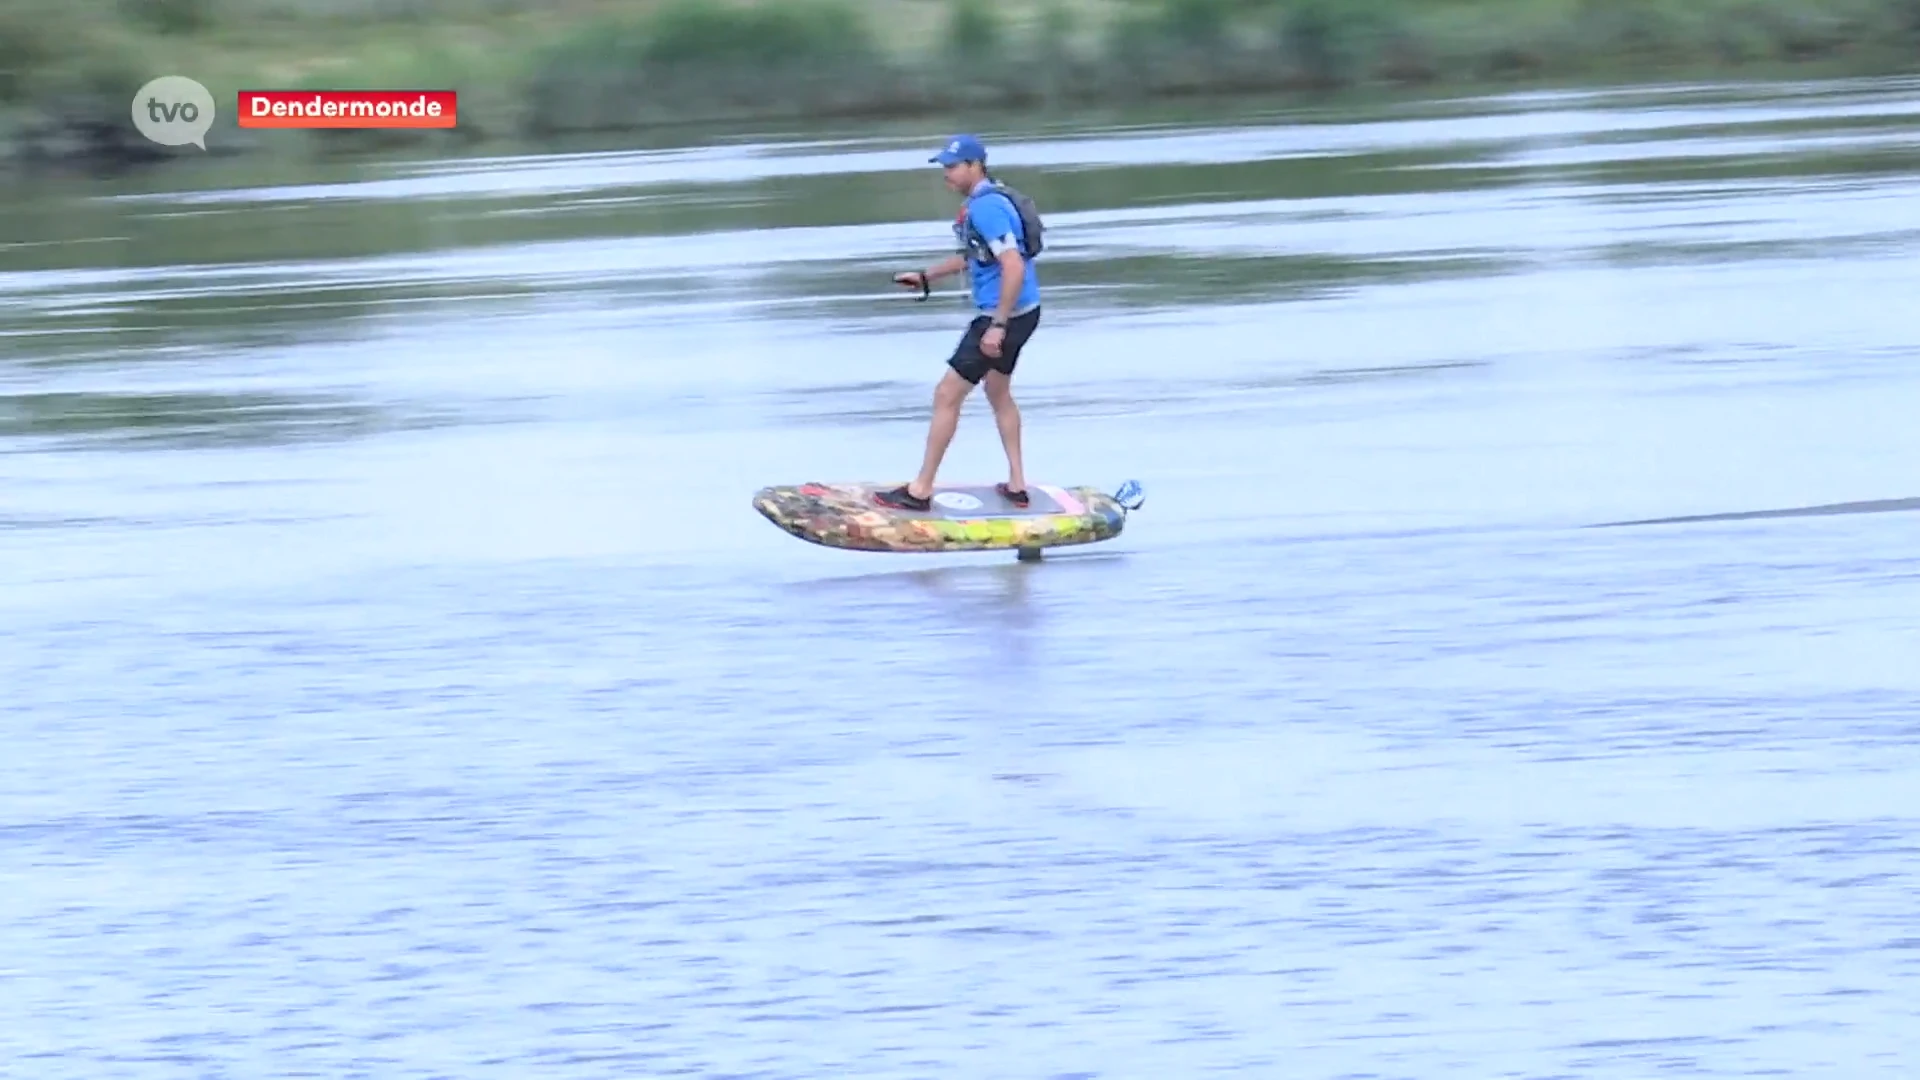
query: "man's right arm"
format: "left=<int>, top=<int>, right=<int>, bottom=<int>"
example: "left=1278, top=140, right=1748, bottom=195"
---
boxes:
left=920, top=254, right=966, bottom=282
left=896, top=254, right=966, bottom=293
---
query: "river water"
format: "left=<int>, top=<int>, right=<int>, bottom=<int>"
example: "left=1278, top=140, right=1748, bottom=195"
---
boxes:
left=4, top=78, right=1919, bottom=1077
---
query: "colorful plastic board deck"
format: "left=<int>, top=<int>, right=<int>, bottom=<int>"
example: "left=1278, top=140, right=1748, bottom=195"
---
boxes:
left=754, top=480, right=1144, bottom=558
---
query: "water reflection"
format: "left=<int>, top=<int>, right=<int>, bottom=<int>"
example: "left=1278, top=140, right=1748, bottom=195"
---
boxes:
left=1596, top=496, right=1920, bottom=528
left=8, top=78, right=1920, bottom=371
left=868, top=555, right=1132, bottom=674
left=0, top=390, right=407, bottom=448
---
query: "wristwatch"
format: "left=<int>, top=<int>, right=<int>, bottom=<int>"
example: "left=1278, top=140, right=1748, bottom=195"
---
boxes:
left=990, top=318, right=1007, bottom=329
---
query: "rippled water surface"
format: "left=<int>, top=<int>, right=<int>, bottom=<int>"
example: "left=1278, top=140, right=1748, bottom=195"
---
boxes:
left=5, top=79, right=1920, bottom=1078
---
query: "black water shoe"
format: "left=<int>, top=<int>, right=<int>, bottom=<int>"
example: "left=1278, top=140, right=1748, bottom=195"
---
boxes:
left=875, top=485, right=931, bottom=511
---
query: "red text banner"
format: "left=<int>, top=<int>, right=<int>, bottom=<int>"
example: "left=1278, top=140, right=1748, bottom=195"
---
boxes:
left=237, top=90, right=457, bottom=129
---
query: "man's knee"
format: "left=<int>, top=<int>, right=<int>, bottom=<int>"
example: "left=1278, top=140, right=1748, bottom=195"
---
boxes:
left=934, top=370, right=972, bottom=409
left=982, top=372, right=1015, bottom=409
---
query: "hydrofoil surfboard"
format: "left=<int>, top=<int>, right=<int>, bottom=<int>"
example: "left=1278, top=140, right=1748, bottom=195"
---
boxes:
left=753, top=479, right=1144, bottom=559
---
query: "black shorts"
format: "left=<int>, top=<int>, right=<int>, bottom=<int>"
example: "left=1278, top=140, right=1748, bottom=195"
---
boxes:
left=948, top=307, right=1041, bottom=384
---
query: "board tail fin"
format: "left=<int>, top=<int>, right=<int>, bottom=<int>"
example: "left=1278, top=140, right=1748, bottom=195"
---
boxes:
left=1113, top=479, right=1145, bottom=512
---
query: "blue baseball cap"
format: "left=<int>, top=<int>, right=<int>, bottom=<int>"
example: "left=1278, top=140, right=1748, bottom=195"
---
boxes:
left=930, top=134, right=987, bottom=165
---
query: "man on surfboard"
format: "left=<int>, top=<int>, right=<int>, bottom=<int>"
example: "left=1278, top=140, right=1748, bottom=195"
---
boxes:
left=877, top=134, right=1042, bottom=512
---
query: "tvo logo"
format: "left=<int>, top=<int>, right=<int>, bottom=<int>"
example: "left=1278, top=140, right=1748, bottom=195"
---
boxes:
left=132, top=76, right=216, bottom=150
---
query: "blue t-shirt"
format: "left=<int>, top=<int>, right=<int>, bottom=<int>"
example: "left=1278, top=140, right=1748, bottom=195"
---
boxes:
left=954, top=179, right=1041, bottom=315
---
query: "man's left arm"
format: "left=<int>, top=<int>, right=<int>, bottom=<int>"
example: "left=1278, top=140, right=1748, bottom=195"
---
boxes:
left=975, top=196, right=1025, bottom=332
left=991, top=248, right=1024, bottom=327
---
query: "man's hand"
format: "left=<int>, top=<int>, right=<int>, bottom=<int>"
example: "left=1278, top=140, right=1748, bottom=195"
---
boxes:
left=981, top=323, right=1005, bottom=358
left=893, top=270, right=930, bottom=300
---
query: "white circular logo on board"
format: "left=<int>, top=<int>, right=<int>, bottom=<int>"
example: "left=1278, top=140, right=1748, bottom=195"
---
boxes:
left=932, top=491, right=983, bottom=510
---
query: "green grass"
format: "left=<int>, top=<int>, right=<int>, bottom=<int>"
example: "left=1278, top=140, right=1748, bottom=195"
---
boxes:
left=5, top=0, right=1920, bottom=170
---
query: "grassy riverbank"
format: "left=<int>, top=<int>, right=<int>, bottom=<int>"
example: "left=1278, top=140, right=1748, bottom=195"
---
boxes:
left=4, top=0, right=1920, bottom=170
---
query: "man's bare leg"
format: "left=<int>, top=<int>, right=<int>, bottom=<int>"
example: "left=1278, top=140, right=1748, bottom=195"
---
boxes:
left=909, top=369, right=973, bottom=499
left=982, top=369, right=1025, bottom=493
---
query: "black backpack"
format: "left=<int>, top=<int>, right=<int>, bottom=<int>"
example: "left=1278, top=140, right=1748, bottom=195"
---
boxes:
left=967, top=180, right=1044, bottom=260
